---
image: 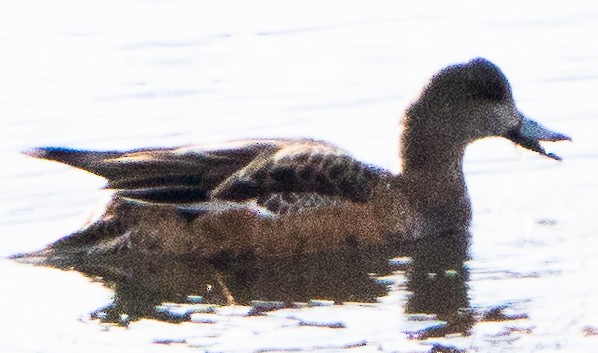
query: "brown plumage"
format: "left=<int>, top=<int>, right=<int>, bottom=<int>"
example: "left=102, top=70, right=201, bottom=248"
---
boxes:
left=15, top=58, right=570, bottom=262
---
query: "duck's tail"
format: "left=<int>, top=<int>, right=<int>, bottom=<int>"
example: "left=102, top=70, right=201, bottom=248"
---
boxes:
left=10, top=226, right=131, bottom=268
left=23, top=147, right=122, bottom=177
left=9, top=240, right=96, bottom=268
left=9, top=200, right=133, bottom=267
left=9, top=247, right=63, bottom=266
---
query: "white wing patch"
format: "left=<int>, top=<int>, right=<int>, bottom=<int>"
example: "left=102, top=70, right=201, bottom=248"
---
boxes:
left=122, top=191, right=344, bottom=219
left=122, top=197, right=277, bottom=219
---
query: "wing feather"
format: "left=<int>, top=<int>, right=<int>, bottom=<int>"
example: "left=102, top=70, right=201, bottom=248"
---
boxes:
left=26, top=139, right=387, bottom=215
left=213, top=141, right=385, bottom=203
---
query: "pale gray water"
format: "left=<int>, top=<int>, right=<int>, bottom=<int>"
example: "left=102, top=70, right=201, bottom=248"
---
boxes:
left=0, top=1, right=597, bottom=352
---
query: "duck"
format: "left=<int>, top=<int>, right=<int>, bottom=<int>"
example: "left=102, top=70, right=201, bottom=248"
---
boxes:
left=16, top=58, right=570, bottom=262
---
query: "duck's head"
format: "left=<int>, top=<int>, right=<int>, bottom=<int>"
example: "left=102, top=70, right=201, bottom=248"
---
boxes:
left=402, top=58, right=570, bottom=167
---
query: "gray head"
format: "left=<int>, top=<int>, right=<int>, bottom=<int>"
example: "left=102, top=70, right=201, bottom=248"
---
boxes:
left=402, top=58, right=570, bottom=169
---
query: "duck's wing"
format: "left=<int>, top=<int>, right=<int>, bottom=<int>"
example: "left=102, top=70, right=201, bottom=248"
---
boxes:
left=25, top=140, right=276, bottom=203
left=26, top=139, right=386, bottom=216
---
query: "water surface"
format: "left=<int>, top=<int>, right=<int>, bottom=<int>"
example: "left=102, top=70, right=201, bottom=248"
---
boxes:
left=1, top=1, right=597, bottom=352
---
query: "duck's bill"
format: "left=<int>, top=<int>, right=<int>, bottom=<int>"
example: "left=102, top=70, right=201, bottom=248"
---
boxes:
left=506, top=115, right=571, bottom=160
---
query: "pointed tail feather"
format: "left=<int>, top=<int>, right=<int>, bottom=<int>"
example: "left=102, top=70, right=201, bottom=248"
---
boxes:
left=24, top=147, right=123, bottom=177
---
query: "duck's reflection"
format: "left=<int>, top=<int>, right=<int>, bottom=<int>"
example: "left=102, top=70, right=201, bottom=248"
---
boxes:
left=41, top=232, right=472, bottom=335
left=404, top=231, right=473, bottom=337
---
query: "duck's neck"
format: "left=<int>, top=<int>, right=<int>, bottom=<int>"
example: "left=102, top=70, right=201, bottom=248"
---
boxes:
left=399, top=119, right=472, bottom=236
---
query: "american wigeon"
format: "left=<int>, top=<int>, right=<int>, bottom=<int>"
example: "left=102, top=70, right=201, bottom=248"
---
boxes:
left=18, top=58, right=570, bottom=261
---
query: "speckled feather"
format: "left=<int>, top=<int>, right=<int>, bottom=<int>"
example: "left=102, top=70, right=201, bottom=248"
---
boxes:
left=28, top=139, right=385, bottom=216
